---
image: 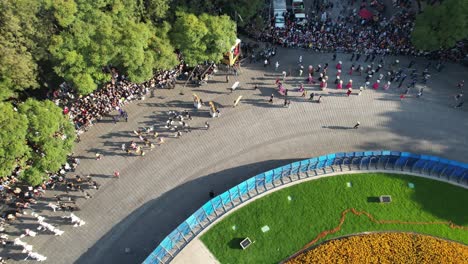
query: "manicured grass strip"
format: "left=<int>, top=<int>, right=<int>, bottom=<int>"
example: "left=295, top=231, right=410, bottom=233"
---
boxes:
left=201, top=173, right=468, bottom=264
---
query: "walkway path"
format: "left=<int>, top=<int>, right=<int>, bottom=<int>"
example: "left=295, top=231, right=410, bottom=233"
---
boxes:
left=2, top=48, right=467, bottom=263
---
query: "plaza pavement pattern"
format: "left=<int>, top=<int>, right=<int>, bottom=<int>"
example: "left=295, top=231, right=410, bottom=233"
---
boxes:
left=2, top=48, right=467, bottom=264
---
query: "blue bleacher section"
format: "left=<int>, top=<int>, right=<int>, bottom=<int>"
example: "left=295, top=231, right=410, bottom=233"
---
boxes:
left=142, top=151, right=468, bottom=264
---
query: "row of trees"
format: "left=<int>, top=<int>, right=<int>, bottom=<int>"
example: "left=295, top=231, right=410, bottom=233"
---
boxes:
left=0, top=0, right=248, bottom=99
left=0, top=0, right=244, bottom=184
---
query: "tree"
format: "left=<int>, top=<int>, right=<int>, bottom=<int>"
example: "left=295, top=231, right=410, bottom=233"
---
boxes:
left=0, top=0, right=54, bottom=100
left=139, top=0, right=171, bottom=23
left=412, top=0, right=468, bottom=51
left=19, top=99, right=75, bottom=185
left=0, top=103, right=29, bottom=178
left=171, top=12, right=236, bottom=65
left=170, top=12, right=209, bottom=65
left=49, top=0, right=179, bottom=94
left=200, top=14, right=237, bottom=63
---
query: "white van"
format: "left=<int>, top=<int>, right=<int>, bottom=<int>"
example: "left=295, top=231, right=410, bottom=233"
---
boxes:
left=273, top=10, right=287, bottom=29
left=295, top=13, right=307, bottom=25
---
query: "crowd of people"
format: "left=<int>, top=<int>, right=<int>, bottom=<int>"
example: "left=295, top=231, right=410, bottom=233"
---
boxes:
left=2, top=0, right=467, bottom=261
left=52, top=67, right=181, bottom=135
left=253, top=1, right=466, bottom=62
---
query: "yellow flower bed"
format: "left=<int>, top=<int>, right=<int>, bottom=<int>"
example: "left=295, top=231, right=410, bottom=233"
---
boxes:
left=287, top=232, right=468, bottom=264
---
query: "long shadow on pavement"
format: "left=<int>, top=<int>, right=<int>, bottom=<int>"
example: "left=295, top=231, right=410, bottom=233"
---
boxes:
left=75, top=158, right=301, bottom=264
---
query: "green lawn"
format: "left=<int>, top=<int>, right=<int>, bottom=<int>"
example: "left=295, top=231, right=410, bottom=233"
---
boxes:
left=201, top=173, right=468, bottom=264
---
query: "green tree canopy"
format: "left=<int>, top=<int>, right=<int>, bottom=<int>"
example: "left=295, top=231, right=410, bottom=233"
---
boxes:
left=49, top=0, right=177, bottom=94
left=171, top=12, right=236, bottom=65
left=0, top=103, right=29, bottom=178
left=412, top=0, right=468, bottom=51
left=0, top=0, right=54, bottom=100
left=19, top=99, right=75, bottom=185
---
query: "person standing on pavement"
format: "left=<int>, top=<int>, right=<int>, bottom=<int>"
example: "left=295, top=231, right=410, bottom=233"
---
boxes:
left=269, top=94, right=274, bottom=103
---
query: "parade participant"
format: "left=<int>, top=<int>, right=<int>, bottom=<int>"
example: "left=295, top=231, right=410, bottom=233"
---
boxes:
left=298, top=83, right=304, bottom=92
left=337, top=80, right=343, bottom=89
left=336, top=61, right=342, bottom=70
left=346, top=87, right=353, bottom=97
left=309, top=92, right=315, bottom=101
left=269, top=94, right=274, bottom=103
left=346, top=80, right=353, bottom=89
left=308, top=73, right=315, bottom=84
left=320, top=80, right=327, bottom=90
left=334, top=75, right=340, bottom=85
left=348, top=65, right=354, bottom=75
left=383, top=81, right=391, bottom=90
left=373, top=80, right=380, bottom=90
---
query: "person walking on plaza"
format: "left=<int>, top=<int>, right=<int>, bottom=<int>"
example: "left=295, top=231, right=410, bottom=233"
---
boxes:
left=269, top=94, right=274, bottom=103
left=373, top=80, right=380, bottom=90
left=275, top=61, right=280, bottom=71
left=337, top=80, right=343, bottom=89
left=336, top=61, right=342, bottom=70
left=346, top=87, right=353, bottom=97
left=309, top=92, right=315, bottom=101
left=358, top=86, right=363, bottom=96
left=348, top=65, right=354, bottom=75
left=383, top=81, right=391, bottom=90
left=353, top=121, right=361, bottom=129
left=205, top=121, right=210, bottom=130
left=317, top=95, right=322, bottom=103
left=113, top=170, right=120, bottom=178
left=454, top=101, right=464, bottom=108
left=226, top=74, right=229, bottom=83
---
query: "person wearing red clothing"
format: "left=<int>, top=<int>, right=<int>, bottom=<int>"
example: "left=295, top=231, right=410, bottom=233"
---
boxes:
left=373, top=80, right=380, bottom=90
left=336, top=61, right=342, bottom=70
left=346, top=87, right=353, bottom=96
left=337, top=80, right=343, bottom=89
left=346, top=80, right=353, bottom=89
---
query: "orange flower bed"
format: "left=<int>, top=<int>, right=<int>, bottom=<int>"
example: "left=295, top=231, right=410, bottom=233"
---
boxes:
left=287, top=233, right=468, bottom=264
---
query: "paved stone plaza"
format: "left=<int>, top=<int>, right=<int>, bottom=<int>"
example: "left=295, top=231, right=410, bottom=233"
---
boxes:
left=2, top=48, right=467, bottom=263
